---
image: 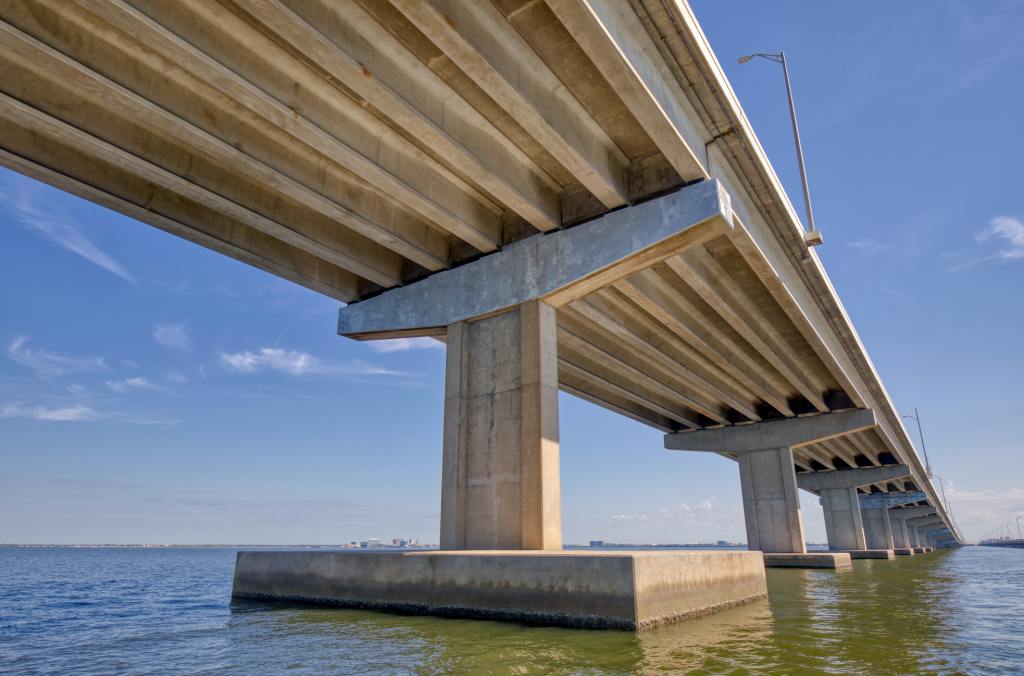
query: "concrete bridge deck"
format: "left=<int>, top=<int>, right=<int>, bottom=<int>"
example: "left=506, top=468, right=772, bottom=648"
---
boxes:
left=0, top=0, right=961, bottom=627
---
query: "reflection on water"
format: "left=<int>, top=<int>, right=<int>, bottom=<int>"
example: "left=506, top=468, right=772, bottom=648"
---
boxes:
left=2, top=546, right=1023, bottom=673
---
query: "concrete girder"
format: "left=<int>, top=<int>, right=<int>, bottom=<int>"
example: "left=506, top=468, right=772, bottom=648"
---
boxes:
left=663, top=250, right=829, bottom=412
left=391, top=0, right=629, bottom=208
left=543, top=0, right=707, bottom=183
left=665, top=409, right=877, bottom=453
left=796, top=465, right=910, bottom=491
left=230, top=0, right=561, bottom=233
left=76, top=0, right=504, bottom=252
left=338, top=179, right=731, bottom=339
left=615, top=270, right=796, bottom=416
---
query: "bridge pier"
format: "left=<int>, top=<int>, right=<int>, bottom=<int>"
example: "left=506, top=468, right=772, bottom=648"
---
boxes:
left=889, top=506, right=935, bottom=554
left=796, top=465, right=909, bottom=558
left=440, top=301, right=561, bottom=551
left=667, top=410, right=880, bottom=569
left=232, top=182, right=772, bottom=628
left=861, top=507, right=894, bottom=550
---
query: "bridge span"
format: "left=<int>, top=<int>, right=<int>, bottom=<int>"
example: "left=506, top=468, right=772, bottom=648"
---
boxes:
left=1, top=0, right=961, bottom=628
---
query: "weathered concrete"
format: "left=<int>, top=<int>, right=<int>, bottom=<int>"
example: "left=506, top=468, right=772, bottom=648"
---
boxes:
left=738, top=446, right=805, bottom=553
left=836, top=549, right=895, bottom=560
left=889, top=514, right=912, bottom=549
left=231, top=550, right=768, bottom=630
left=441, top=301, right=560, bottom=550
left=858, top=492, right=927, bottom=509
left=796, top=465, right=909, bottom=492
left=893, top=548, right=915, bottom=556
left=913, top=547, right=927, bottom=554
left=338, top=180, right=731, bottom=339
left=762, top=553, right=852, bottom=569
left=819, top=487, right=867, bottom=551
left=888, top=506, right=933, bottom=549
left=667, top=411, right=879, bottom=559
left=861, top=507, right=895, bottom=550
left=665, top=409, right=877, bottom=453
left=798, top=465, right=907, bottom=553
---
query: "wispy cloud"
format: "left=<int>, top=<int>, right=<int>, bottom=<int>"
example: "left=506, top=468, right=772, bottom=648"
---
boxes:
left=1, top=177, right=133, bottom=281
left=977, top=216, right=1024, bottom=260
left=7, top=336, right=106, bottom=377
left=946, top=215, right=1024, bottom=271
left=845, top=238, right=889, bottom=255
left=366, top=337, right=444, bottom=353
left=153, top=323, right=191, bottom=351
left=610, top=498, right=717, bottom=524
left=218, top=347, right=411, bottom=378
left=0, top=402, right=98, bottom=422
left=946, top=483, right=1024, bottom=541
left=106, top=377, right=163, bottom=394
left=0, top=401, right=179, bottom=425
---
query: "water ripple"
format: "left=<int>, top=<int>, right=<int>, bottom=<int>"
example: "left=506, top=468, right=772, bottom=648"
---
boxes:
left=0, top=546, right=1021, bottom=674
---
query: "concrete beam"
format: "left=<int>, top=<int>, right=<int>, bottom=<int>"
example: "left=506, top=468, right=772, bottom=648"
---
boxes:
left=665, top=409, right=876, bottom=453
left=338, top=180, right=731, bottom=339
left=440, top=301, right=561, bottom=550
left=820, top=487, right=866, bottom=551
left=797, top=465, right=910, bottom=491
left=858, top=492, right=927, bottom=509
left=906, top=516, right=944, bottom=529
left=888, top=506, right=936, bottom=520
left=861, top=507, right=894, bottom=550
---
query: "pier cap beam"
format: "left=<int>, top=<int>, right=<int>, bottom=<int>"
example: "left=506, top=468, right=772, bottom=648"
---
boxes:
left=665, top=409, right=877, bottom=453
left=797, top=464, right=910, bottom=491
left=665, top=410, right=877, bottom=556
left=858, top=492, right=927, bottom=509
left=906, top=516, right=944, bottom=529
left=338, top=180, right=732, bottom=340
left=888, top=506, right=936, bottom=520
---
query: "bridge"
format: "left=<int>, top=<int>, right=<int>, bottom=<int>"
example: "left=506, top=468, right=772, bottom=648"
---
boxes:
left=0, top=0, right=961, bottom=629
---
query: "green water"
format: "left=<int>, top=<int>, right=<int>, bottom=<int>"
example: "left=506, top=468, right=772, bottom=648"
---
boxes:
left=3, top=546, right=1022, bottom=673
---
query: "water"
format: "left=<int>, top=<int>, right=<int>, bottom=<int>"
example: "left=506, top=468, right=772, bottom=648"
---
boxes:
left=1, top=546, right=1022, bottom=674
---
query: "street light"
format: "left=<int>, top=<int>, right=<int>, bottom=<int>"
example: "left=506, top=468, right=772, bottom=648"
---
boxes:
left=737, top=52, right=823, bottom=248
left=902, top=408, right=932, bottom=477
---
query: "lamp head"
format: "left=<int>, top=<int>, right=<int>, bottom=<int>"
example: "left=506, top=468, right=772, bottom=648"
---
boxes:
left=737, top=55, right=754, bottom=64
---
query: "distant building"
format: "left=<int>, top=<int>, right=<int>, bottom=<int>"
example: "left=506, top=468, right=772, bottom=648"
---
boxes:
left=590, top=540, right=604, bottom=547
left=717, top=540, right=728, bottom=547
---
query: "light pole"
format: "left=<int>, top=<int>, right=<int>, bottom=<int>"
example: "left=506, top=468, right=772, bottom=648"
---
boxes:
left=737, top=52, right=822, bottom=247
left=902, top=408, right=933, bottom=477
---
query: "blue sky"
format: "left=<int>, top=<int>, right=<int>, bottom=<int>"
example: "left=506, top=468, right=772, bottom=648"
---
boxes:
left=2, top=1, right=1022, bottom=545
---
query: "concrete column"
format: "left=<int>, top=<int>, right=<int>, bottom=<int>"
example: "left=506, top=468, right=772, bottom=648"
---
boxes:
left=738, top=446, right=806, bottom=553
left=908, top=525, right=921, bottom=548
left=889, top=514, right=912, bottom=548
left=861, top=507, right=894, bottom=550
left=440, top=300, right=561, bottom=550
left=820, top=487, right=866, bottom=551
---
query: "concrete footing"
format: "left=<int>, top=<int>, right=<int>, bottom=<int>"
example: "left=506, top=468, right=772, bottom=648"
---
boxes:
left=913, top=547, right=927, bottom=554
left=762, top=552, right=852, bottom=569
left=893, top=548, right=916, bottom=556
left=231, top=550, right=768, bottom=630
left=836, top=549, right=895, bottom=560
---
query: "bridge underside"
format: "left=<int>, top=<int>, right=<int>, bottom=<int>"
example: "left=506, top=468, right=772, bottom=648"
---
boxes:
left=0, top=0, right=953, bottom=540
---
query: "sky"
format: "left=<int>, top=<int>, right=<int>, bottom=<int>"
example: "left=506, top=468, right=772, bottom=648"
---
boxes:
left=2, top=1, right=1023, bottom=545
